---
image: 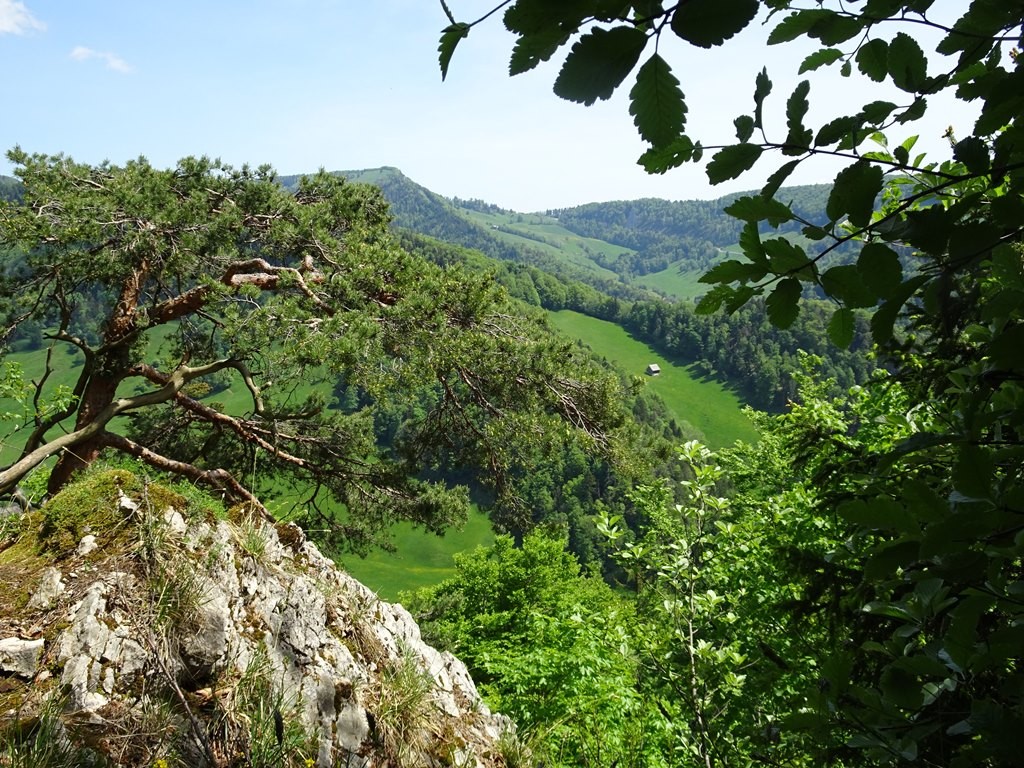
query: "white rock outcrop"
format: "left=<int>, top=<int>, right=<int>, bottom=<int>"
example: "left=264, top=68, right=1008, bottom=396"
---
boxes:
left=1, top=477, right=510, bottom=768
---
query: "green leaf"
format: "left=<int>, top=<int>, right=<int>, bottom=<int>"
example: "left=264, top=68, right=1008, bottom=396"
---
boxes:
left=828, top=307, right=856, bottom=348
left=629, top=54, right=687, bottom=148
left=953, top=444, right=994, bottom=500
left=637, top=135, right=699, bottom=174
left=723, top=284, right=757, bottom=313
left=784, top=80, right=813, bottom=153
left=670, top=0, right=759, bottom=49
left=503, top=0, right=560, bottom=34
left=904, top=205, right=953, bottom=253
left=861, top=100, right=899, bottom=123
left=880, top=666, right=925, bottom=709
left=503, top=0, right=593, bottom=35
left=439, top=23, right=471, bottom=81
left=888, top=32, right=928, bottom=92
left=765, top=278, right=802, bottom=328
left=554, top=26, right=648, bottom=106
left=761, top=159, right=801, bottom=198
left=987, top=323, right=1024, bottom=373
left=753, top=68, right=772, bottom=129
left=856, top=38, right=889, bottom=82
left=706, top=143, right=763, bottom=184
left=944, top=594, right=994, bottom=670
left=738, top=220, right=767, bottom=264
left=699, top=259, right=767, bottom=284
left=799, top=48, right=844, bottom=74
left=695, top=283, right=732, bottom=314
left=821, top=264, right=876, bottom=308
left=768, top=9, right=831, bottom=45
left=902, top=477, right=947, bottom=524
left=871, top=275, right=929, bottom=345
left=865, top=540, right=922, bottom=580
left=734, top=115, right=755, bottom=142
left=764, top=238, right=810, bottom=276
left=953, top=136, right=990, bottom=174
left=857, top=243, right=903, bottom=300
left=509, top=27, right=570, bottom=75
left=815, top=115, right=863, bottom=147
left=864, top=0, right=906, bottom=13
left=896, top=96, right=927, bottom=123
left=936, top=0, right=1012, bottom=60
left=808, top=13, right=865, bottom=45
left=724, top=195, right=793, bottom=226
left=826, top=160, right=883, bottom=227
left=839, top=498, right=917, bottom=532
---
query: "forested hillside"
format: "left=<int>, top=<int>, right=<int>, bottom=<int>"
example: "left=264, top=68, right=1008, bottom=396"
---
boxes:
left=283, top=170, right=878, bottom=410
left=278, top=167, right=646, bottom=302
left=0, top=176, right=20, bottom=202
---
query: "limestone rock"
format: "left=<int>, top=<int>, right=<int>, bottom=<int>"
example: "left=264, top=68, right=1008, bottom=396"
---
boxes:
left=0, top=637, right=44, bottom=678
left=26, top=566, right=65, bottom=610
left=3, top=472, right=510, bottom=767
left=77, top=534, right=98, bottom=556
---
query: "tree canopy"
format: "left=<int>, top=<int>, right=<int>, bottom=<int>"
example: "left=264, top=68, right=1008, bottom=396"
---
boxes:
left=441, top=1, right=1024, bottom=764
left=0, top=150, right=627, bottom=550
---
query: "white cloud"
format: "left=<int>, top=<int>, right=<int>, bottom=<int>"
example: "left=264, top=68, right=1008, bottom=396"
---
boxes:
left=70, top=46, right=133, bottom=74
left=0, top=0, right=44, bottom=34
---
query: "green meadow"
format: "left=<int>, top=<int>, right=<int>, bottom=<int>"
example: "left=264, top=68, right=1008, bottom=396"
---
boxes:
left=634, top=248, right=737, bottom=301
left=634, top=262, right=707, bottom=300
left=547, top=310, right=757, bottom=448
left=460, top=209, right=627, bottom=279
left=338, top=506, right=495, bottom=602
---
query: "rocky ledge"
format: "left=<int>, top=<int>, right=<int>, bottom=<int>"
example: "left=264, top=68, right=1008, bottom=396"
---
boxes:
left=0, top=469, right=511, bottom=767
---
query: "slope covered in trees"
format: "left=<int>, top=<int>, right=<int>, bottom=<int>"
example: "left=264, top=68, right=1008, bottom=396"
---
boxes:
left=279, top=167, right=647, bottom=302
left=548, top=184, right=834, bottom=278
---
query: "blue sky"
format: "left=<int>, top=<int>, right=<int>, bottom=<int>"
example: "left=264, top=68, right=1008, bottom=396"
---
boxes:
left=0, top=0, right=979, bottom=211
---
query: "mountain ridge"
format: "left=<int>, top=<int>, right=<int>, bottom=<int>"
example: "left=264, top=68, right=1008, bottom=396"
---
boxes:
left=278, top=167, right=833, bottom=301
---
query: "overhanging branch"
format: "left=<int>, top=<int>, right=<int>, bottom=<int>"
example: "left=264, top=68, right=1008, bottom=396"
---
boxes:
left=0, top=358, right=238, bottom=495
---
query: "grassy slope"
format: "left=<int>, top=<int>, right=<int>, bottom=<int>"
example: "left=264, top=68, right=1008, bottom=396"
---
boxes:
left=634, top=264, right=708, bottom=300
left=547, top=310, right=757, bottom=448
left=459, top=209, right=625, bottom=279
left=634, top=248, right=737, bottom=301
left=339, top=506, right=495, bottom=602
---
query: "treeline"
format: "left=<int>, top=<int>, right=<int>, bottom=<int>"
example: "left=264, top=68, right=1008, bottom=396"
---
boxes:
left=622, top=297, right=876, bottom=410
left=449, top=196, right=506, bottom=214
left=550, top=196, right=745, bottom=276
